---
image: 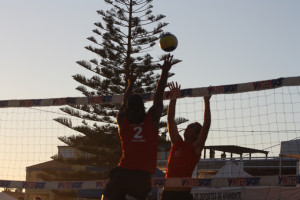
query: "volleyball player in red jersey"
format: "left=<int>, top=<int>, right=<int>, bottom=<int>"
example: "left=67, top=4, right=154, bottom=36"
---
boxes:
left=101, top=54, right=175, bottom=200
left=161, top=82, right=211, bottom=200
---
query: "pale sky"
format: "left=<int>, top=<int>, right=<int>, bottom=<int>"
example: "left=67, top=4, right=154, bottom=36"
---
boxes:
left=0, top=0, right=299, bottom=100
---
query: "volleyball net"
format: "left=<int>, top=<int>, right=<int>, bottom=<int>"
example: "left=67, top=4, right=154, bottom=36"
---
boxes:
left=1, top=76, right=300, bottom=192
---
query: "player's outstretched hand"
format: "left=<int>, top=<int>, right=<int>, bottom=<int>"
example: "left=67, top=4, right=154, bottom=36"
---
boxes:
left=157, top=54, right=174, bottom=72
left=168, top=81, right=181, bottom=99
left=204, top=95, right=211, bottom=102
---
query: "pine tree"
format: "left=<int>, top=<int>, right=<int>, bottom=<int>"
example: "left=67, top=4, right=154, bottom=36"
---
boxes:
left=39, top=0, right=184, bottom=185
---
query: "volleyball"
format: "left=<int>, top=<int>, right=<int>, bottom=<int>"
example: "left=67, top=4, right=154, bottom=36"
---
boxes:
left=159, top=33, right=178, bottom=52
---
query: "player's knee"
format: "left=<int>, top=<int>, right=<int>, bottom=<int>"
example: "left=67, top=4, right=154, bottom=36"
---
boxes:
left=101, top=195, right=109, bottom=200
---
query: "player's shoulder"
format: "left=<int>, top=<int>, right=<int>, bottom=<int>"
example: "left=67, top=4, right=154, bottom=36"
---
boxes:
left=173, top=137, right=184, bottom=146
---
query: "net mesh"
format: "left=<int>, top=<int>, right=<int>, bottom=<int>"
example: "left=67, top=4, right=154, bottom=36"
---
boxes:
left=1, top=76, right=300, bottom=197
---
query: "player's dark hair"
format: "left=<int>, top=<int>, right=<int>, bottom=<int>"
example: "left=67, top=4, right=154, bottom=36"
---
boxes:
left=185, top=122, right=203, bottom=141
left=126, top=94, right=146, bottom=124
left=194, top=122, right=202, bottom=135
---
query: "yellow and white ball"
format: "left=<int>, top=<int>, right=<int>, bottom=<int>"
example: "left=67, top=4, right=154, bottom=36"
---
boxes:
left=159, top=33, right=178, bottom=52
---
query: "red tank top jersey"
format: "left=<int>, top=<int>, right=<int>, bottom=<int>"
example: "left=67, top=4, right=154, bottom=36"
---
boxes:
left=118, top=113, right=158, bottom=174
left=166, top=139, right=200, bottom=178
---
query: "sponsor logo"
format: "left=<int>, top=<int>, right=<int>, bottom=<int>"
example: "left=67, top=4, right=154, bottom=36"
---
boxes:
left=22, top=182, right=46, bottom=189
left=228, top=177, right=260, bottom=186
left=96, top=180, right=108, bottom=188
left=0, top=181, right=11, bottom=187
left=164, top=89, right=193, bottom=99
left=253, top=78, right=283, bottom=90
left=182, top=178, right=212, bottom=187
left=88, top=96, right=112, bottom=104
left=208, top=85, right=238, bottom=94
left=58, top=182, right=83, bottom=189
left=279, top=176, right=300, bottom=185
left=0, top=101, right=9, bottom=107
left=20, top=100, right=42, bottom=107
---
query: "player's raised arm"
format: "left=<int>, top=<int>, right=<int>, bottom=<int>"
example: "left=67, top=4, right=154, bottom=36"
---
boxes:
left=167, top=82, right=182, bottom=144
left=149, top=54, right=174, bottom=129
left=116, top=72, right=137, bottom=127
left=194, top=95, right=212, bottom=155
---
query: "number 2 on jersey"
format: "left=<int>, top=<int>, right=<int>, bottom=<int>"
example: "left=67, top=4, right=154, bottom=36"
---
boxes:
left=133, top=126, right=143, bottom=139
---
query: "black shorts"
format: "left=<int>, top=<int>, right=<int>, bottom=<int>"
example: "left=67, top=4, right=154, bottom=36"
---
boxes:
left=103, top=167, right=152, bottom=200
left=160, top=190, right=193, bottom=200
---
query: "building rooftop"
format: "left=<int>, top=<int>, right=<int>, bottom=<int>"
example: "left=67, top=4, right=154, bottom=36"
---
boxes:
left=204, top=145, right=269, bottom=158
left=26, top=160, right=72, bottom=172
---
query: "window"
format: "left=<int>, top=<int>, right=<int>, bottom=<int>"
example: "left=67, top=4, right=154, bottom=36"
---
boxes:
left=59, top=148, right=74, bottom=158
